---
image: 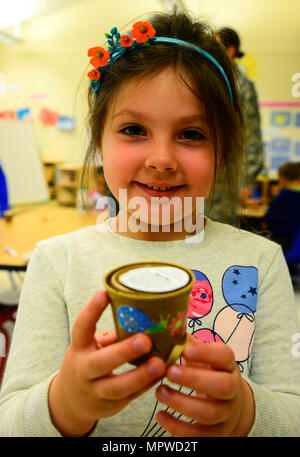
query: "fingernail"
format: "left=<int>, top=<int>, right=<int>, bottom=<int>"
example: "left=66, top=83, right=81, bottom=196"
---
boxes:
left=185, top=344, right=198, bottom=359
left=168, top=365, right=181, bottom=382
left=132, top=335, right=148, bottom=353
left=158, top=385, right=169, bottom=400
left=94, top=291, right=104, bottom=305
left=147, top=361, right=164, bottom=377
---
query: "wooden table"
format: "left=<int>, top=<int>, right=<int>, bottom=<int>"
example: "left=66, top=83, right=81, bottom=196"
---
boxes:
left=0, top=201, right=102, bottom=270
left=237, top=203, right=269, bottom=219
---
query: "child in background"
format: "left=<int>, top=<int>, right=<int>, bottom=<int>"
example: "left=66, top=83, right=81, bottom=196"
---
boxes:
left=0, top=10, right=300, bottom=437
left=264, top=161, right=300, bottom=254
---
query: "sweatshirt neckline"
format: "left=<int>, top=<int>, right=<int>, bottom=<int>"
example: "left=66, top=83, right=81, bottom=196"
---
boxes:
left=96, top=216, right=213, bottom=249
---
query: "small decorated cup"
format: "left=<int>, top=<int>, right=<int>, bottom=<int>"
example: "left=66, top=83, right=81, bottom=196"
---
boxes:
left=103, top=261, right=195, bottom=366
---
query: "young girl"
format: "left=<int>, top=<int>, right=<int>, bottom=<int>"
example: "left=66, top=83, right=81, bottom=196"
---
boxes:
left=0, top=10, right=300, bottom=438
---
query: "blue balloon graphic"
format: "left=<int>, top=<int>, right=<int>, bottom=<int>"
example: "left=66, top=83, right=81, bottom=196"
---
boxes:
left=222, top=265, right=258, bottom=314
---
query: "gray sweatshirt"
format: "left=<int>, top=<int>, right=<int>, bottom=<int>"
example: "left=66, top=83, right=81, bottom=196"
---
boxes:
left=0, top=218, right=299, bottom=437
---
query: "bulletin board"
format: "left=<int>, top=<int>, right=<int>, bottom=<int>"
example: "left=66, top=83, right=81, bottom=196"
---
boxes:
left=0, top=119, right=49, bottom=205
left=260, top=101, right=300, bottom=174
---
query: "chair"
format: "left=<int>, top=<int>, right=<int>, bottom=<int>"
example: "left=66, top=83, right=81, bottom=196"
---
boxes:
left=0, top=304, right=18, bottom=383
left=0, top=270, right=23, bottom=384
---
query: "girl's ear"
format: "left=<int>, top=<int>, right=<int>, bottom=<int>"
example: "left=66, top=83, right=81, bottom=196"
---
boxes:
left=97, top=147, right=103, bottom=163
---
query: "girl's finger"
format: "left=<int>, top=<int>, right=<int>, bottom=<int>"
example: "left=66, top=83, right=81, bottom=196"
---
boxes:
left=155, top=384, right=229, bottom=425
left=93, top=356, right=166, bottom=400
left=166, top=365, right=239, bottom=400
left=85, top=333, right=153, bottom=379
left=71, top=290, right=109, bottom=350
left=183, top=334, right=236, bottom=372
left=155, top=409, right=228, bottom=438
left=94, top=330, right=117, bottom=348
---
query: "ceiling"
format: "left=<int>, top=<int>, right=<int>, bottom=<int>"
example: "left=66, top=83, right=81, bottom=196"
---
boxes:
left=0, top=0, right=86, bottom=29
left=0, top=0, right=299, bottom=55
left=185, top=0, right=300, bottom=55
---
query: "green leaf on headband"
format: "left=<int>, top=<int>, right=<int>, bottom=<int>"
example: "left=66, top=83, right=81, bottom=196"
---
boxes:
left=105, top=33, right=111, bottom=38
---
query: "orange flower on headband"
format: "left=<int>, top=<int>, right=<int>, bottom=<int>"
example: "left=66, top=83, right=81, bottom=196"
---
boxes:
left=88, top=46, right=110, bottom=68
left=87, top=69, right=100, bottom=80
left=131, top=21, right=156, bottom=43
left=120, top=34, right=134, bottom=47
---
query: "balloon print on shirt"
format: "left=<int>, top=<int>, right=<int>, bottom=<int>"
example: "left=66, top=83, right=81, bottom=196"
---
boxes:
left=192, top=328, right=224, bottom=343
left=213, top=265, right=258, bottom=370
left=187, top=270, right=213, bottom=333
left=221, top=265, right=258, bottom=314
left=141, top=266, right=258, bottom=437
left=141, top=269, right=213, bottom=438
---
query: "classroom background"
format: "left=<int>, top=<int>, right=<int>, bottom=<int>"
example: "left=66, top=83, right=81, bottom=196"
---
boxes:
left=0, top=0, right=300, bottom=382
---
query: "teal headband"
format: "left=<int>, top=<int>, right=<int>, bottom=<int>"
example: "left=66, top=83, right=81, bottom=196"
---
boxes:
left=87, top=21, right=233, bottom=104
left=154, top=37, right=233, bottom=103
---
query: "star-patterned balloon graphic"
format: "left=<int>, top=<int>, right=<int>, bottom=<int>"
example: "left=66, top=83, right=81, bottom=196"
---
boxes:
left=222, top=265, right=258, bottom=314
left=142, top=264, right=258, bottom=436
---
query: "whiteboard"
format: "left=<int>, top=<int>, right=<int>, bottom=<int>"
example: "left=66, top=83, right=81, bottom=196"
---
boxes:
left=0, top=119, right=49, bottom=205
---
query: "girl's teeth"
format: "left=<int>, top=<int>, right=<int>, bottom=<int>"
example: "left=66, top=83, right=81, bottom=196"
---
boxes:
left=148, top=185, right=172, bottom=190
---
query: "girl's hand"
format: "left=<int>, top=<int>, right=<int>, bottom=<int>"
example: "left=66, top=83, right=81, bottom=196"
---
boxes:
left=155, top=334, right=255, bottom=437
left=48, top=290, right=166, bottom=436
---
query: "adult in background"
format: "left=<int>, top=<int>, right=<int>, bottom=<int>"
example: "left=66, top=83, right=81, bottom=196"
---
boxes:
left=207, top=27, right=264, bottom=226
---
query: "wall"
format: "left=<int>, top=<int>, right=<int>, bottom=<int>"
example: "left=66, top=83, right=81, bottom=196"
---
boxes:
left=0, top=0, right=163, bottom=165
left=184, top=0, right=300, bottom=171
left=0, top=0, right=299, bottom=169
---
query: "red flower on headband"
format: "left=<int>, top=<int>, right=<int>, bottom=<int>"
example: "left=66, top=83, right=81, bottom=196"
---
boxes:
left=120, top=34, right=134, bottom=47
left=88, top=46, right=110, bottom=68
left=87, top=69, right=100, bottom=80
left=131, top=21, right=156, bottom=43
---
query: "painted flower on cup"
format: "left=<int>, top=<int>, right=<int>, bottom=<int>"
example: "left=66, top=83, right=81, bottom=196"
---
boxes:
left=88, top=46, right=110, bottom=68
left=168, top=312, right=187, bottom=336
left=87, top=69, right=101, bottom=80
left=131, top=21, right=156, bottom=43
left=120, top=34, right=134, bottom=47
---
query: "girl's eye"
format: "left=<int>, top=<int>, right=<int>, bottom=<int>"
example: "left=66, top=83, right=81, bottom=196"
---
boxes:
left=180, top=129, right=205, bottom=141
left=121, top=125, right=146, bottom=137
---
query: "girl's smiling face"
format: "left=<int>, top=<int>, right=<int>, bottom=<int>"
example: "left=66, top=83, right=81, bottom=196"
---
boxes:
left=100, top=68, right=215, bottom=241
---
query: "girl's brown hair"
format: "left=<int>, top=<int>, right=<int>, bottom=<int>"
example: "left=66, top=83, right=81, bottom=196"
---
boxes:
left=82, top=9, right=245, bottom=211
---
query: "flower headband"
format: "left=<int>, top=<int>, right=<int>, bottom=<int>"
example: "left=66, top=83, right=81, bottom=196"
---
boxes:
left=87, top=21, right=233, bottom=104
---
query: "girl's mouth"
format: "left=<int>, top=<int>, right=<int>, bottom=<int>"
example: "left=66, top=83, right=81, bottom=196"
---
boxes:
left=134, top=181, right=185, bottom=197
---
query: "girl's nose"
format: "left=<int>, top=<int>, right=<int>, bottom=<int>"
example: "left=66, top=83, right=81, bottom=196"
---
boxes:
left=144, top=141, right=178, bottom=172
